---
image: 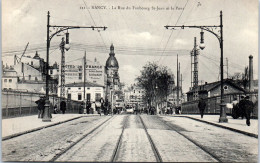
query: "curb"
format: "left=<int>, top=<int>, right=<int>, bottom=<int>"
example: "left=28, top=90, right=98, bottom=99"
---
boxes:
left=2, top=114, right=100, bottom=141
left=165, top=115, right=258, bottom=138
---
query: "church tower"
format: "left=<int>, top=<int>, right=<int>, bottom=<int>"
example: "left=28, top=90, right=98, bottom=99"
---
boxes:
left=105, top=44, right=120, bottom=101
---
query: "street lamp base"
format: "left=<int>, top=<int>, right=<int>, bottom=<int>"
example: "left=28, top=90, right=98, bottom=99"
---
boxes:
left=42, top=99, right=52, bottom=122
left=219, top=116, right=228, bottom=123
left=42, top=118, right=51, bottom=122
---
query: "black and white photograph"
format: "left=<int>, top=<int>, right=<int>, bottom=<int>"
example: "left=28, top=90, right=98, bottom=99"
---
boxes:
left=1, top=0, right=258, bottom=162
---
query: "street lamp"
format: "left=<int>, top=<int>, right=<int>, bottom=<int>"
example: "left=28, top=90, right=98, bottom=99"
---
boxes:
left=155, top=84, right=158, bottom=114
left=199, top=30, right=205, bottom=50
left=43, top=11, right=107, bottom=122
left=165, top=11, right=227, bottom=123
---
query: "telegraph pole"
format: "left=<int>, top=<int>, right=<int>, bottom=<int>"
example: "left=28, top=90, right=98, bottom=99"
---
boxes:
left=84, top=51, right=86, bottom=100
left=177, top=55, right=179, bottom=107
left=226, top=57, right=228, bottom=79
left=60, top=37, right=66, bottom=98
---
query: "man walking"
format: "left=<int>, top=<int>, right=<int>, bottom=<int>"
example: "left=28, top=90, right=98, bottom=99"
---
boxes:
left=198, top=98, right=206, bottom=118
left=60, top=101, right=66, bottom=114
left=243, top=96, right=254, bottom=126
left=35, top=96, right=45, bottom=118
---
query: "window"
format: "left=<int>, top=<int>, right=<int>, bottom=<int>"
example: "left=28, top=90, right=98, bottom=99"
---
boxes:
left=29, top=75, right=31, bottom=80
left=31, top=61, right=33, bottom=65
left=9, top=79, right=12, bottom=83
left=79, top=73, right=82, bottom=80
left=87, top=93, right=91, bottom=101
left=78, top=87, right=81, bottom=90
left=224, top=85, right=228, bottom=90
left=78, top=93, right=82, bottom=100
left=4, top=79, right=7, bottom=82
left=68, top=93, right=71, bottom=99
left=95, top=93, right=101, bottom=101
left=50, top=70, right=53, bottom=75
left=68, top=87, right=71, bottom=90
left=35, top=77, right=38, bottom=81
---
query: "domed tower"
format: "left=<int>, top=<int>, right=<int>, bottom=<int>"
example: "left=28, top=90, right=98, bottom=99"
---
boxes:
left=105, top=44, right=120, bottom=100
left=106, top=44, right=119, bottom=85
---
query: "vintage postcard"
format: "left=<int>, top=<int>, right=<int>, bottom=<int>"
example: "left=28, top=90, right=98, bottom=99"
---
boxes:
left=2, top=0, right=258, bottom=162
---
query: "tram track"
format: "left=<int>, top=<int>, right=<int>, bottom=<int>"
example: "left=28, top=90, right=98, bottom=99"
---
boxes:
left=156, top=116, right=222, bottom=162
left=139, top=115, right=163, bottom=162
left=49, top=115, right=114, bottom=162
left=110, top=115, right=129, bottom=162
left=111, top=115, right=162, bottom=162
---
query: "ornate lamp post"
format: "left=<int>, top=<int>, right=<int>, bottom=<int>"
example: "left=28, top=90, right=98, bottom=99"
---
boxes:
left=43, top=11, right=107, bottom=122
left=165, top=11, right=227, bottom=122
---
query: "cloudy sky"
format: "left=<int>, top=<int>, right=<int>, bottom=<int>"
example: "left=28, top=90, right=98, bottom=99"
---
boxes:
left=2, top=0, right=258, bottom=92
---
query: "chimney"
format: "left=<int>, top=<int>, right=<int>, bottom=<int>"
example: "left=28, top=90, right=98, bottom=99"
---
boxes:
left=249, top=55, right=254, bottom=92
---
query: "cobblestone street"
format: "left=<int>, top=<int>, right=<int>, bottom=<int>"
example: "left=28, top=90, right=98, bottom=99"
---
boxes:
left=2, top=114, right=258, bottom=162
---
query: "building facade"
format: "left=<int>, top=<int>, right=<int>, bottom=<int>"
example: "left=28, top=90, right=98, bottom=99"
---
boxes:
left=2, top=51, right=58, bottom=94
left=124, top=84, right=145, bottom=107
left=186, top=79, right=246, bottom=102
left=61, top=81, right=105, bottom=102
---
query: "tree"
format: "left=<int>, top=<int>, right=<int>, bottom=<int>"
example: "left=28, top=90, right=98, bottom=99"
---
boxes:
left=136, top=62, right=174, bottom=108
left=230, top=66, right=249, bottom=89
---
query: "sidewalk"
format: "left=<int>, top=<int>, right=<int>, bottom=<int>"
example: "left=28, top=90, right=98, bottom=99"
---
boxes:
left=2, top=114, right=99, bottom=139
left=170, top=114, right=258, bottom=138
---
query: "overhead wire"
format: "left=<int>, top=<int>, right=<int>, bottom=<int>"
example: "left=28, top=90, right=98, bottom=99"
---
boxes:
left=82, top=0, right=108, bottom=50
left=158, top=0, right=190, bottom=64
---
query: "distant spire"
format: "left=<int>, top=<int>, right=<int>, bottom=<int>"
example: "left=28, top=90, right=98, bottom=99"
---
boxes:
left=110, top=44, right=114, bottom=55
left=33, top=51, right=40, bottom=59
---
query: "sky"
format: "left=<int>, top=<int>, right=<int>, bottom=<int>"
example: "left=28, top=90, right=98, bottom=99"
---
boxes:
left=2, top=0, right=258, bottom=92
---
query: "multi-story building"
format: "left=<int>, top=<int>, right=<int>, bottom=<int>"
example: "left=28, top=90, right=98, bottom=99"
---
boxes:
left=62, top=81, right=105, bottom=102
left=125, top=84, right=145, bottom=107
left=2, top=51, right=58, bottom=94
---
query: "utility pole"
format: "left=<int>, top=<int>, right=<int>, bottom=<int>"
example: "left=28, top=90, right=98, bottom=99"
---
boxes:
left=193, top=37, right=199, bottom=88
left=226, top=57, right=228, bottom=79
left=43, top=11, right=107, bottom=122
left=190, top=51, right=193, bottom=88
left=165, top=11, right=228, bottom=123
left=60, top=37, right=66, bottom=98
left=191, top=37, right=199, bottom=100
left=181, top=73, right=183, bottom=99
left=177, top=55, right=179, bottom=107
left=84, top=51, right=86, bottom=100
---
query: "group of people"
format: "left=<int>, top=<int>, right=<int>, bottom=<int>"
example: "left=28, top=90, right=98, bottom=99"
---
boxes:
left=198, top=95, right=254, bottom=126
left=159, top=106, right=181, bottom=115
left=79, top=98, right=113, bottom=116
left=232, top=95, right=254, bottom=126
left=35, top=96, right=67, bottom=118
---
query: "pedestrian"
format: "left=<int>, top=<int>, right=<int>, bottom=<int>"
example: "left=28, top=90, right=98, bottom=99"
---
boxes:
left=238, top=95, right=246, bottom=119
left=86, top=100, right=91, bottom=114
left=97, top=103, right=101, bottom=116
left=104, top=99, right=108, bottom=115
left=79, top=101, right=84, bottom=114
left=35, top=96, right=45, bottom=118
left=100, top=98, right=105, bottom=116
left=231, top=97, right=239, bottom=119
left=243, top=96, right=254, bottom=126
left=198, top=97, right=206, bottom=118
left=60, top=100, right=66, bottom=114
